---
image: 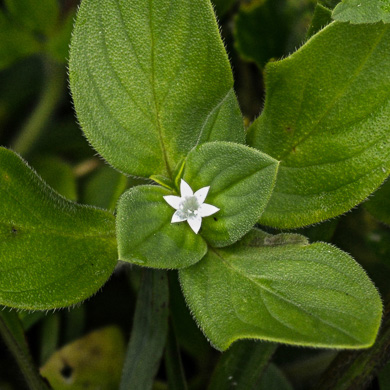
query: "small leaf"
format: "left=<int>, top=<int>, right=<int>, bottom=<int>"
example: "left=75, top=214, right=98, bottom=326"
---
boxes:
left=179, top=230, right=382, bottom=350
left=40, top=326, right=125, bottom=390
left=69, top=0, right=245, bottom=179
left=0, top=148, right=117, bottom=310
left=307, top=3, right=333, bottom=38
left=183, top=142, right=279, bottom=247
left=247, top=22, right=390, bottom=228
left=117, top=185, right=208, bottom=269
left=333, top=0, right=390, bottom=24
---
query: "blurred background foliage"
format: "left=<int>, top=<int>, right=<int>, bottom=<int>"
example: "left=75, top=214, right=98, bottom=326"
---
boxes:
left=1, top=0, right=390, bottom=389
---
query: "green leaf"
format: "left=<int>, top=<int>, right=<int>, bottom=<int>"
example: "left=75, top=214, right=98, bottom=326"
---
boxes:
left=363, top=178, right=390, bottom=225
left=40, top=326, right=125, bottom=390
left=69, top=0, right=245, bottom=179
left=247, top=22, right=390, bottom=228
left=118, top=142, right=278, bottom=267
left=0, top=148, right=117, bottom=310
left=4, top=0, right=59, bottom=35
left=333, top=0, right=390, bottom=24
left=306, top=4, right=333, bottom=38
left=179, top=230, right=382, bottom=350
left=183, top=141, right=279, bottom=247
left=120, top=269, right=169, bottom=390
left=117, top=185, right=208, bottom=269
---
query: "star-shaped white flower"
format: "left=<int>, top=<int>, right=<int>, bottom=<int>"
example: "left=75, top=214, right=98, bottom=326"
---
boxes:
left=163, top=179, right=220, bottom=234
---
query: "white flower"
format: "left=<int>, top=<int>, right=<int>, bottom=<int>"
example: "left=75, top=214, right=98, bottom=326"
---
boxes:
left=163, top=179, right=220, bottom=234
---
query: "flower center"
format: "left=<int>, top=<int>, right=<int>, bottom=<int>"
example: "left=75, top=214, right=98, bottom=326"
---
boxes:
left=179, top=196, right=200, bottom=218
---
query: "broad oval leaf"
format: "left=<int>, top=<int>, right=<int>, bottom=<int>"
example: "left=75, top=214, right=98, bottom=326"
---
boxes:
left=247, top=22, right=390, bottom=228
left=182, top=142, right=279, bottom=247
left=179, top=230, right=382, bottom=350
left=117, top=185, right=208, bottom=269
left=0, top=148, right=117, bottom=310
left=69, top=0, right=245, bottom=179
left=333, top=0, right=390, bottom=24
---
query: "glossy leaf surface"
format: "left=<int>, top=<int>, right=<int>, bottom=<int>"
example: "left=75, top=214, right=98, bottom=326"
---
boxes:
left=69, top=0, right=245, bottom=178
left=180, top=230, right=382, bottom=350
left=333, top=0, right=390, bottom=24
left=0, top=148, right=117, bottom=310
left=247, top=22, right=390, bottom=228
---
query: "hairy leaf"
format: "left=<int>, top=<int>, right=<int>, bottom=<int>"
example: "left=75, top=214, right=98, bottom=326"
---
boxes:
left=117, top=185, right=208, bottom=269
left=333, top=0, right=390, bottom=24
left=182, top=142, right=279, bottom=247
left=0, top=148, right=117, bottom=310
left=69, top=0, right=244, bottom=179
left=180, top=230, right=382, bottom=350
left=247, top=22, right=390, bottom=228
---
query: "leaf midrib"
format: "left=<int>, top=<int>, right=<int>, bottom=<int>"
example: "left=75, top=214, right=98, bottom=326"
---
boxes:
left=211, top=248, right=363, bottom=343
left=148, top=0, right=172, bottom=178
left=278, top=24, right=389, bottom=162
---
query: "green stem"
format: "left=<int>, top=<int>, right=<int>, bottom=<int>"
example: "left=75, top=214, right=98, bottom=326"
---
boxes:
left=12, top=58, right=65, bottom=156
left=164, top=320, right=188, bottom=390
left=318, top=302, right=390, bottom=390
left=0, top=311, right=51, bottom=390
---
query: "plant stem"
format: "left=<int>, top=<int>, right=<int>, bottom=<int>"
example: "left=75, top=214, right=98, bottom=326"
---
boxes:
left=12, top=58, right=65, bottom=156
left=318, top=302, right=390, bottom=390
left=120, top=269, right=169, bottom=390
left=164, top=320, right=188, bottom=390
left=0, top=310, right=51, bottom=390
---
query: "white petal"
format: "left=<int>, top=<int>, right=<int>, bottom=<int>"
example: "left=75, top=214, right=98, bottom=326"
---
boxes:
left=194, top=186, right=210, bottom=204
left=187, top=215, right=202, bottom=234
left=180, top=179, right=193, bottom=198
left=171, top=210, right=187, bottom=223
left=199, top=203, right=220, bottom=217
left=163, top=195, right=182, bottom=210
